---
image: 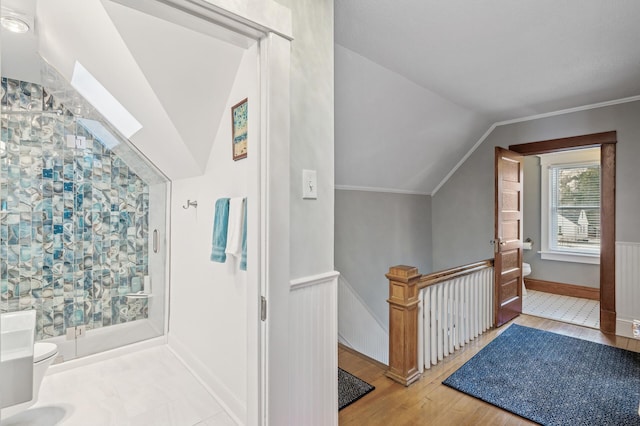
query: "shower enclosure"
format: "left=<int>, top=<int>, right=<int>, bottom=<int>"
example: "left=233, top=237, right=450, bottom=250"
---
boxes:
left=0, top=68, right=169, bottom=362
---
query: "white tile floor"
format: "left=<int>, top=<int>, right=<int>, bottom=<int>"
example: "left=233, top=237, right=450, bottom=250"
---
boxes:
left=522, top=289, right=600, bottom=329
left=1, top=346, right=236, bottom=426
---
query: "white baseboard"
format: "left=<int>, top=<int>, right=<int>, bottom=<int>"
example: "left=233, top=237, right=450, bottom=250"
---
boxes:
left=337, top=332, right=352, bottom=348
left=167, top=334, right=244, bottom=425
left=616, top=318, right=640, bottom=340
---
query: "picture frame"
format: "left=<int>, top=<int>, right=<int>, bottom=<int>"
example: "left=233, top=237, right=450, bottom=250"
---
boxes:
left=231, top=98, right=248, bottom=161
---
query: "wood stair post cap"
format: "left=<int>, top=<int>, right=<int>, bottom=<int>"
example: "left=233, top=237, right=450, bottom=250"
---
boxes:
left=386, top=265, right=421, bottom=282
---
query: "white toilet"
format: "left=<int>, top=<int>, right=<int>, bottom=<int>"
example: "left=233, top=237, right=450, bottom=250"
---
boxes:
left=522, top=262, right=531, bottom=296
left=1, top=311, right=58, bottom=419
left=32, top=342, right=59, bottom=397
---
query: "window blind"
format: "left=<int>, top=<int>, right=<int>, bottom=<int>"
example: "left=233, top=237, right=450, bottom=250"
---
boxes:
left=549, top=163, right=600, bottom=252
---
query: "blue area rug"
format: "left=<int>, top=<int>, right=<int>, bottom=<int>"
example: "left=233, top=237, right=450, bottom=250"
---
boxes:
left=338, top=368, right=375, bottom=410
left=443, top=324, right=640, bottom=425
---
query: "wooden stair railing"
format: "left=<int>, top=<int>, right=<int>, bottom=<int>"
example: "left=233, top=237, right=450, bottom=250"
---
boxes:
left=385, top=259, right=494, bottom=386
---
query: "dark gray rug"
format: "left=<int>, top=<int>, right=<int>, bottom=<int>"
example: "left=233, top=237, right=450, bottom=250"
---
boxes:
left=443, top=324, right=640, bottom=425
left=338, top=368, right=375, bottom=410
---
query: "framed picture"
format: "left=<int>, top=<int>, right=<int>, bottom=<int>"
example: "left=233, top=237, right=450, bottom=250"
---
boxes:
left=231, top=98, right=248, bottom=161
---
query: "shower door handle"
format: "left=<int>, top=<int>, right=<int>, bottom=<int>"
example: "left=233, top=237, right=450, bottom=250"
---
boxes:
left=153, top=229, right=159, bottom=253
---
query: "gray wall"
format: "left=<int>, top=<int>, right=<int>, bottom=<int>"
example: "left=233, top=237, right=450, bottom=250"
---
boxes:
left=276, top=0, right=335, bottom=280
left=432, top=100, right=640, bottom=275
left=522, top=156, right=599, bottom=287
left=335, top=190, right=432, bottom=328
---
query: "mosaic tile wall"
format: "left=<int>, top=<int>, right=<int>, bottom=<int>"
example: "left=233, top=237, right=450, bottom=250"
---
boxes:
left=0, top=78, right=149, bottom=340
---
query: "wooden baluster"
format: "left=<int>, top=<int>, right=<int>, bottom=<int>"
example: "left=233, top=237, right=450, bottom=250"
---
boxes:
left=386, top=265, right=422, bottom=386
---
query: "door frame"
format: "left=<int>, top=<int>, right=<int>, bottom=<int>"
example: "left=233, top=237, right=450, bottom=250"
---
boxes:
left=114, top=1, right=293, bottom=424
left=508, top=131, right=617, bottom=334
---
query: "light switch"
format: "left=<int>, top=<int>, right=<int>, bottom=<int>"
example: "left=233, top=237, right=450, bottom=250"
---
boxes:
left=302, top=169, right=317, bottom=199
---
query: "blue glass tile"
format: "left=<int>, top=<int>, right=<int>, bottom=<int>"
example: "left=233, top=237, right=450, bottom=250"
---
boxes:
left=3, top=78, right=152, bottom=340
left=19, top=246, right=31, bottom=261
left=63, top=165, right=73, bottom=181
left=7, top=224, right=19, bottom=245
left=53, top=236, right=63, bottom=251
left=63, top=302, right=74, bottom=327
left=53, top=249, right=63, bottom=260
left=8, top=165, right=20, bottom=180
left=7, top=246, right=19, bottom=264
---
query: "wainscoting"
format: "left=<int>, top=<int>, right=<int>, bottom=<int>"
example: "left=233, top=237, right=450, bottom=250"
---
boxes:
left=337, top=276, right=389, bottom=365
left=616, top=242, right=640, bottom=338
left=289, top=271, right=339, bottom=425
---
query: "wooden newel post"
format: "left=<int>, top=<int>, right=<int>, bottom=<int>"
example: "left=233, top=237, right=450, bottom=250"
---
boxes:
left=385, top=265, right=421, bottom=386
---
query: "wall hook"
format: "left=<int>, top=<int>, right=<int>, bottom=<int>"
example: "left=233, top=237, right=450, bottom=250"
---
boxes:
left=182, top=200, right=198, bottom=209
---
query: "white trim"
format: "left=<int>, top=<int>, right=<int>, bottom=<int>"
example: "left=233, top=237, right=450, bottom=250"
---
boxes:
left=432, top=95, right=640, bottom=196
left=47, top=336, right=166, bottom=375
left=616, top=318, right=640, bottom=340
left=114, top=0, right=293, bottom=41
left=539, top=251, right=600, bottom=265
left=290, top=270, right=340, bottom=291
left=259, top=33, right=291, bottom=426
left=496, top=95, right=640, bottom=127
left=335, top=185, right=429, bottom=196
left=617, top=241, right=640, bottom=247
left=431, top=123, right=497, bottom=196
left=337, top=332, right=353, bottom=348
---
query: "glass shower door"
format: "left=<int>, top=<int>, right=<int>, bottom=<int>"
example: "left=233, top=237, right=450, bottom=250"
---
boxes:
left=0, top=73, right=170, bottom=363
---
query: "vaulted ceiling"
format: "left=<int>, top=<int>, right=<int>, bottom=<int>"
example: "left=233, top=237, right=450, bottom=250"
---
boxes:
left=335, top=0, right=640, bottom=194
left=4, top=1, right=640, bottom=191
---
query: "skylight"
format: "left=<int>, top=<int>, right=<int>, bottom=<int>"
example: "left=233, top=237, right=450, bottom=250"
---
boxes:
left=77, top=118, right=120, bottom=150
left=70, top=61, right=142, bottom=139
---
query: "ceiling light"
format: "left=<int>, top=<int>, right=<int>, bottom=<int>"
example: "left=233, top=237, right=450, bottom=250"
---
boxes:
left=1, top=16, right=30, bottom=34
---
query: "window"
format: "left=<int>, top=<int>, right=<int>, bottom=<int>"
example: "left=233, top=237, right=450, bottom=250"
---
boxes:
left=540, top=149, right=600, bottom=264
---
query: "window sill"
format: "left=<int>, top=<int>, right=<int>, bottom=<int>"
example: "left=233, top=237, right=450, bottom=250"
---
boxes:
left=539, top=250, right=600, bottom=265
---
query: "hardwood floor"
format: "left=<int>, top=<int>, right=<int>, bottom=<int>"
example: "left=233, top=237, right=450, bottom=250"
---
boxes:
left=338, top=314, right=640, bottom=426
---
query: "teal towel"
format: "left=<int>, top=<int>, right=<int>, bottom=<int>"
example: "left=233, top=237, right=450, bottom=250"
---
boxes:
left=211, top=198, right=230, bottom=263
left=240, top=198, right=247, bottom=271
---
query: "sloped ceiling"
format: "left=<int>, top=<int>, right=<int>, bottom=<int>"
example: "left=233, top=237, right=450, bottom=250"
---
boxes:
left=4, top=0, right=246, bottom=181
left=335, top=0, right=640, bottom=194
left=102, top=1, right=244, bottom=172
